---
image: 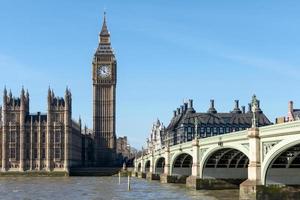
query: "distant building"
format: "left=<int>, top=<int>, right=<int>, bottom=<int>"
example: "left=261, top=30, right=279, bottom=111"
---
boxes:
left=81, top=126, right=94, bottom=167
left=276, top=101, right=300, bottom=124
left=0, top=87, right=87, bottom=172
left=164, top=97, right=272, bottom=146
left=146, top=119, right=165, bottom=153
left=116, top=137, right=130, bottom=158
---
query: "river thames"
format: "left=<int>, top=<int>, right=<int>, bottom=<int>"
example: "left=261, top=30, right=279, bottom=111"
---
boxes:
left=0, top=176, right=239, bottom=200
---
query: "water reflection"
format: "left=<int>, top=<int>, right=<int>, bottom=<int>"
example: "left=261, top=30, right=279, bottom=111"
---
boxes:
left=0, top=177, right=239, bottom=200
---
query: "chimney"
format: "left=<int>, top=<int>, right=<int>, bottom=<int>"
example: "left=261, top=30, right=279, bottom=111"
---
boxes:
left=173, top=110, right=177, bottom=117
left=288, top=101, right=294, bottom=122
left=235, top=100, right=239, bottom=109
left=180, top=105, right=184, bottom=114
left=188, top=99, right=193, bottom=108
left=177, top=108, right=180, bottom=115
left=248, top=103, right=251, bottom=113
left=187, top=99, right=196, bottom=113
left=241, top=106, right=246, bottom=114
left=288, top=101, right=294, bottom=113
left=233, top=100, right=241, bottom=113
left=211, top=99, right=214, bottom=108
left=208, top=99, right=217, bottom=113
left=184, top=102, right=188, bottom=112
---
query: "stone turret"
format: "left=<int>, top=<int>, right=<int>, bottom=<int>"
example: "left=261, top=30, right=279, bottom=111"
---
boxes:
left=2, top=87, right=7, bottom=171
left=2, top=87, right=7, bottom=124
left=64, top=87, right=72, bottom=172
left=19, top=87, right=27, bottom=171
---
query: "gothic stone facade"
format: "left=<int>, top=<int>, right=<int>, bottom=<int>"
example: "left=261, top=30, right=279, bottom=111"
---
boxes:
left=146, top=119, right=165, bottom=153
left=0, top=88, right=83, bottom=172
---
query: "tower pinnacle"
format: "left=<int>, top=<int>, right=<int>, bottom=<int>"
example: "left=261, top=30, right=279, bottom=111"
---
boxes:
left=100, top=12, right=110, bottom=37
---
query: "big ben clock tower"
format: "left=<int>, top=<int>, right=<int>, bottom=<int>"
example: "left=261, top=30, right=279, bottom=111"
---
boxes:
left=92, top=13, right=117, bottom=166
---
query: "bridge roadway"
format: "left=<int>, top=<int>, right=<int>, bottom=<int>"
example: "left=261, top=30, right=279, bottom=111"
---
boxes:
left=134, top=120, right=300, bottom=199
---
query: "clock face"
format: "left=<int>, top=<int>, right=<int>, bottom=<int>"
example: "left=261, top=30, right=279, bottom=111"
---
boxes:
left=97, top=65, right=111, bottom=78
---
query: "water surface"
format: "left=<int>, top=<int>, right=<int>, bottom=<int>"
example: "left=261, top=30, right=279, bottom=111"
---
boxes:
left=0, top=177, right=239, bottom=200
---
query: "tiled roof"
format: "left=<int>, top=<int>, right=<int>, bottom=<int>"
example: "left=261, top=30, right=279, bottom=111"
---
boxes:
left=167, top=111, right=272, bottom=131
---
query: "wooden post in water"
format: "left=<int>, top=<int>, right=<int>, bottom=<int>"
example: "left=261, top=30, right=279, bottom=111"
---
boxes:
left=119, top=171, right=121, bottom=185
left=127, top=175, right=131, bottom=191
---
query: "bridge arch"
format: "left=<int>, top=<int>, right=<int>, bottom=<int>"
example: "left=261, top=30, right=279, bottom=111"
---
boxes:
left=154, top=157, right=165, bottom=174
left=262, top=136, right=300, bottom=185
left=200, top=145, right=249, bottom=179
left=144, top=160, right=151, bottom=173
left=171, top=152, right=193, bottom=176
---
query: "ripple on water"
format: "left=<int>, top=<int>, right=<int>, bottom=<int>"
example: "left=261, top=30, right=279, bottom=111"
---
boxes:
left=0, top=177, right=239, bottom=200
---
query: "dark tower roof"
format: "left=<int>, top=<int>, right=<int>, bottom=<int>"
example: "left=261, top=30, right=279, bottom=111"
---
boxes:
left=100, top=12, right=110, bottom=37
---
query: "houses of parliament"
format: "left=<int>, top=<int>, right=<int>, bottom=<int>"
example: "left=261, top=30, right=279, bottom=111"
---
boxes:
left=0, top=14, right=119, bottom=172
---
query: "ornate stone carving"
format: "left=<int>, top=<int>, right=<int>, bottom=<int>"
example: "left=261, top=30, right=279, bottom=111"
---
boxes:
left=199, top=148, right=208, bottom=160
left=262, top=141, right=280, bottom=160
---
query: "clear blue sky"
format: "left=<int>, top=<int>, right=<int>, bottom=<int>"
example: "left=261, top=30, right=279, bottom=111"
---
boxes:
left=1, top=1, right=300, bottom=149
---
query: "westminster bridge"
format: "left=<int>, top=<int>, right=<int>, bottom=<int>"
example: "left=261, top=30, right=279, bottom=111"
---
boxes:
left=134, top=120, right=300, bottom=199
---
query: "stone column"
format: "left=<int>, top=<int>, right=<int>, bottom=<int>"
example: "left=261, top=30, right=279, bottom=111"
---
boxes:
left=19, top=126, right=25, bottom=171
left=64, top=90, right=71, bottom=173
left=141, top=156, right=145, bottom=173
left=2, top=90, right=7, bottom=172
left=240, top=127, right=263, bottom=200
left=132, top=158, right=138, bottom=177
left=160, top=146, right=174, bottom=183
left=64, top=116, right=70, bottom=173
left=186, top=139, right=201, bottom=189
left=30, top=117, right=33, bottom=170
left=135, top=158, right=138, bottom=172
left=19, top=90, right=25, bottom=172
left=149, top=152, right=154, bottom=173
left=138, top=156, right=146, bottom=178
left=146, top=151, right=159, bottom=180
left=2, top=123, right=6, bottom=172
left=164, top=146, right=170, bottom=175
left=191, top=139, right=200, bottom=177
left=46, top=112, right=51, bottom=171
left=38, top=115, right=41, bottom=170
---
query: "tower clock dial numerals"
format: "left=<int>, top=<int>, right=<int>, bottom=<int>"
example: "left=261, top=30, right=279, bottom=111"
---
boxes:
left=97, top=65, right=111, bottom=78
